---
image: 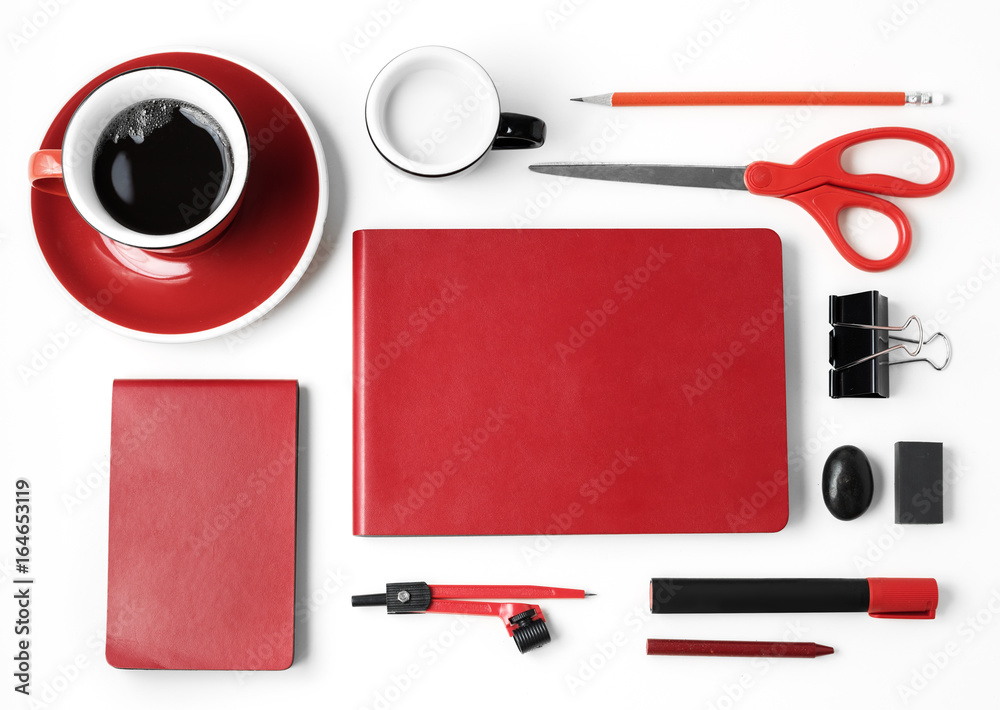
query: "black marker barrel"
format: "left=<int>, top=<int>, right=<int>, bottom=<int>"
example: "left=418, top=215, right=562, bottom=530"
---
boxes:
left=650, top=578, right=870, bottom=614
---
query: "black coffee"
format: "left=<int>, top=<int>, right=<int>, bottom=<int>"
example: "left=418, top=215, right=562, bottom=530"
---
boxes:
left=92, top=99, right=234, bottom=235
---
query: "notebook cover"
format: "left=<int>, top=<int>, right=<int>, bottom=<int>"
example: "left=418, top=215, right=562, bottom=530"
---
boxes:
left=106, top=379, right=298, bottom=670
left=353, top=229, right=788, bottom=535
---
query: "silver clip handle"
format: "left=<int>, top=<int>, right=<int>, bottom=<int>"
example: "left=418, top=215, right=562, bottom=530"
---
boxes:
left=888, top=331, right=952, bottom=371
left=831, top=315, right=923, bottom=371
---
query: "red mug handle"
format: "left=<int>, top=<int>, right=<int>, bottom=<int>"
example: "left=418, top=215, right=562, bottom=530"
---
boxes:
left=28, top=149, right=67, bottom=196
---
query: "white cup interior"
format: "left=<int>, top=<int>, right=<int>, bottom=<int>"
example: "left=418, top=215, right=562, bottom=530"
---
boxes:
left=366, top=47, right=501, bottom=177
left=61, top=67, right=249, bottom=249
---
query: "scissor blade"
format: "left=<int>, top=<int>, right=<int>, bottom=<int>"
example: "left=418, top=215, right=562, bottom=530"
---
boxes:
left=529, top=163, right=749, bottom=191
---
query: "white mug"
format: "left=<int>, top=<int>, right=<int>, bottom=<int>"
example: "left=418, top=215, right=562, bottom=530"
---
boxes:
left=28, top=67, right=250, bottom=252
left=365, top=46, right=545, bottom=178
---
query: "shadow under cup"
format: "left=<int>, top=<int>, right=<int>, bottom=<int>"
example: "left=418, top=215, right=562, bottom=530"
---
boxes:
left=366, top=46, right=545, bottom=178
left=30, top=67, right=250, bottom=254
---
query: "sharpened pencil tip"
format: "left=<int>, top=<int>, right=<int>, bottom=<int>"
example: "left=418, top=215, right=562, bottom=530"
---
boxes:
left=584, top=592, right=597, bottom=597
left=816, top=644, right=835, bottom=657
left=573, top=93, right=613, bottom=106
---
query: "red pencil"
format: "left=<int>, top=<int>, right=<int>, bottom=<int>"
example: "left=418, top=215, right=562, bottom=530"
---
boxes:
left=572, top=91, right=941, bottom=107
left=646, top=638, right=834, bottom=658
left=428, top=585, right=589, bottom=599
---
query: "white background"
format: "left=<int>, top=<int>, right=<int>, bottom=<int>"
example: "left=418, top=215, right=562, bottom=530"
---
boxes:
left=2, top=0, right=999, bottom=707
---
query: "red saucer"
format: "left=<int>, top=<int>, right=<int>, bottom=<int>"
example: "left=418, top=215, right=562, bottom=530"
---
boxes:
left=31, top=50, right=327, bottom=341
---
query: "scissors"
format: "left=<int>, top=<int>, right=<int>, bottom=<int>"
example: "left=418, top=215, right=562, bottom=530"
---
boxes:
left=529, top=127, right=954, bottom=272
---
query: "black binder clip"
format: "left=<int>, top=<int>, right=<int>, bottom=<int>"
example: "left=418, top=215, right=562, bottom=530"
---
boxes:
left=829, top=291, right=952, bottom=399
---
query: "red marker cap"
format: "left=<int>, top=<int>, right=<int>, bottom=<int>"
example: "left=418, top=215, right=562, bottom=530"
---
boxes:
left=867, top=577, right=938, bottom=619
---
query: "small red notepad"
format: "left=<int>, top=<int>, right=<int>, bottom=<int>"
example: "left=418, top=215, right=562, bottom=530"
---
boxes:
left=354, top=229, right=788, bottom=535
left=106, top=379, right=298, bottom=670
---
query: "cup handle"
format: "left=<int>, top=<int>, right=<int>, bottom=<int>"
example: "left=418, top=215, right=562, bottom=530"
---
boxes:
left=29, top=149, right=67, bottom=196
left=492, top=113, right=546, bottom=150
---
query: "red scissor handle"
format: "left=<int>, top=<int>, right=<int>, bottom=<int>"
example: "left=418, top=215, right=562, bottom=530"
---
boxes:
left=743, top=127, right=954, bottom=272
left=782, top=185, right=912, bottom=272
left=744, top=127, right=954, bottom=197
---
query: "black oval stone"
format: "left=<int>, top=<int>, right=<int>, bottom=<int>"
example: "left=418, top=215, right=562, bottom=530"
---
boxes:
left=822, top=445, right=874, bottom=521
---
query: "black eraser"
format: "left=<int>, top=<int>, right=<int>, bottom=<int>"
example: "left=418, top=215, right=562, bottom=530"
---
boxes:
left=895, top=442, right=943, bottom=524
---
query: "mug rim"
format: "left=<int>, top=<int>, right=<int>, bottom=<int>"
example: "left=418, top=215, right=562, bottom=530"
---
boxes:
left=365, top=46, right=501, bottom=178
left=61, top=66, right=250, bottom=250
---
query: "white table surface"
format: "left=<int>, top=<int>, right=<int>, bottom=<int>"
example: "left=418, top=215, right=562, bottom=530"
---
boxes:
left=3, top=0, right=999, bottom=707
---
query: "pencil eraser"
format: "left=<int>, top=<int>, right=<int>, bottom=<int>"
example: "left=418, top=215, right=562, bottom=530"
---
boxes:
left=932, top=92, right=945, bottom=106
left=895, top=442, right=943, bottom=524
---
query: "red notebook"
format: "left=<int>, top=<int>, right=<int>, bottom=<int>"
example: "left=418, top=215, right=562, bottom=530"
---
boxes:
left=106, top=379, right=298, bottom=670
left=353, top=229, right=788, bottom=535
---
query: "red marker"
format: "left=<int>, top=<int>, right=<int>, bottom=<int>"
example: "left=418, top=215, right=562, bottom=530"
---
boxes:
left=647, top=639, right=834, bottom=658
left=649, top=577, right=939, bottom=619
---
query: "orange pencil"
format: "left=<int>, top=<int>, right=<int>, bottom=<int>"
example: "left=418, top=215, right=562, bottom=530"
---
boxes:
left=571, top=91, right=942, bottom=107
